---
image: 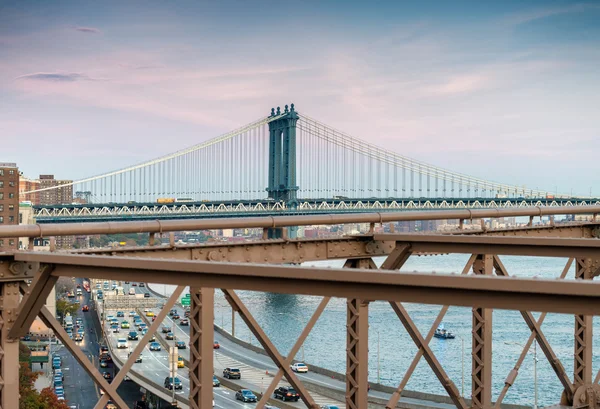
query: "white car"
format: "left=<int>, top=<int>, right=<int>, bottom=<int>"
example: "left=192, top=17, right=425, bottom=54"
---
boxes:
left=291, top=362, right=308, bottom=373
left=117, top=338, right=129, bottom=349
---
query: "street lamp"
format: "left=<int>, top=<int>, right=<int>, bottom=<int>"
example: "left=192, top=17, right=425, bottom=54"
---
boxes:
left=455, top=334, right=465, bottom=397
left=505, top=340, right=538, bottom=409
left=276, top=312, right=306, bottom=362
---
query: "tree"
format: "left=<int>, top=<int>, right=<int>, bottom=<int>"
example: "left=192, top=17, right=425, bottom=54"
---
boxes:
left=39, top=388, right=70, bottom=409
left=56, top=299, right=80, bottom=323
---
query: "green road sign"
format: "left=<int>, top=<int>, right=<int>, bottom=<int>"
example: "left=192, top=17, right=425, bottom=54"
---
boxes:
left=184, top=294, right=190, bottom=298
left=181, top=297, right=190, bottom=306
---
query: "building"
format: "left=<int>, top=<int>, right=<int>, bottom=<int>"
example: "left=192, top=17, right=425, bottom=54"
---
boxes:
left=0, top=163, right=20, bottom=251
left=39, top=174, right=73, bottom=205
left=19, top=176, right=41, bottom=205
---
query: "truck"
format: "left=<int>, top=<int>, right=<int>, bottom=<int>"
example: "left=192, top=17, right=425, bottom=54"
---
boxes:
left=83, top=280, right=91, bottom=293
left=64, top=315, right=73, bottom=330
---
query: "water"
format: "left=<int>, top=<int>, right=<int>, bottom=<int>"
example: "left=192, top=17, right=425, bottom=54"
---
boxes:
left=152, top=255, right=600, bottom=407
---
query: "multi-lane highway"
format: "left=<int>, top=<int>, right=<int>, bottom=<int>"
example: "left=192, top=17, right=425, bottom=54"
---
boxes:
left=100, top=281, right=263, bottom=409
left=105, top=281, right=454, bottom=409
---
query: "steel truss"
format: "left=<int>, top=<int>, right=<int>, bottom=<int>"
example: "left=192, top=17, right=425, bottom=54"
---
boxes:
left=2, top=211, right=600, bottom=408
left=31, top=198, right=600, bottom=222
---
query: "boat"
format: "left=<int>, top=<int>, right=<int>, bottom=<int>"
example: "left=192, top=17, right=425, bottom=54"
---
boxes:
left=434, top=324, right=455, bottom=339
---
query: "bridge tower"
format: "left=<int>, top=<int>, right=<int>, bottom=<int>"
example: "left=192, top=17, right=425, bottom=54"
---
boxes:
left=267, top=104, right=299, bottom=204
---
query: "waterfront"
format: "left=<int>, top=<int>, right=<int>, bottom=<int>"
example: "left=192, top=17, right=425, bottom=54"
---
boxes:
left=152, top=254, right=599, bottom=407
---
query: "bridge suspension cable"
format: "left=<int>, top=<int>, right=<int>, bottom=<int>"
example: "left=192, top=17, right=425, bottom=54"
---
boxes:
left=296, top=115, right=559, bottom=199
left=24, top=109, right=566, bottom=204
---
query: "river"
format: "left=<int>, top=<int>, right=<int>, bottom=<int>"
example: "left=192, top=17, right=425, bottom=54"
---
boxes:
left=150, top=254, right=600, bottom=407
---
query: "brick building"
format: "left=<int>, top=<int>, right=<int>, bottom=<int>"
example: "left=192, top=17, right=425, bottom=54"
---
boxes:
left=19, top=176, right=41, bottom=205
left=39, top=174, right=73, bottom=205
left=0, top=163, right=20, bottom=251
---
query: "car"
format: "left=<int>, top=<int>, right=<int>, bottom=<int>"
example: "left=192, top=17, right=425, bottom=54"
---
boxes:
left=102, top=372, right=112, bottom=380
left=169, top=309, right=177, bottom=316
left=145, top=311, right=154, bottom=317
left=117, top=338, right=128, bottom=349
left=179, top=318, right=189, bottom=326
left=129, top=311, right=136, bottom=317
left=123, top=376, right=131, bottom=382
left=104, top=354, right=113, bottom=363
left=212, top=375, right=220, bottom=387
left=321, top=406, right=341, bottom=409
left=124, top=281, right=130, bottom=284
left=144, top=293, right=150, bottom=298
left=74, top=333, right=83, bottom=342
left=152, top=316, right=157, bottom=322
left=139, top=283, right=145, bottom=287
left=121, top=321, right=130, bottom=329
left=138, top=323, right=147, bottom=331
left=164, top=376, right=182, bottom=390
left=128, top=331, right=139, bottom=340
left=223, top=367, right=241, bottom=379
left=166, top=332, right=174, bottom=340
left=162, top=326, right=171, bottom=333
left=236, top=389, right=257, bottom=402
left=149, top=342, right=161, bottom=351
left=82, top=305, right=89, bottom=312
left=116, top=311, right=124, bottom=317
left=184, top=309, right=190, bottom=318
left=213, top=341, right=220, bottom=349
left=55, top=369, right=64, bottom=381
left=132, top=283, right=137, bottom=286
left=177, top=356, right=184, bottom=368
left=291, top=362, right=309, bottom=373
left=142, top=330, right=156, bottom=342
left=100, top=346, right=109, bottom=355
left=175, top=340, right=186, bottom=349
left=111, top=324, right=120, bottom=333
left=274, top=386, right=300, bottom=401
left=106, top=402, right=117, bottom=409
left=128, top=352, right=143, bottom=363
left=100, top=359, right=108, bottom=368
left=172, top=313, right=180, bottom=320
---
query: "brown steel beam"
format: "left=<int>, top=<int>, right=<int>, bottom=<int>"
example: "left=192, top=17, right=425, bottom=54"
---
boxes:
left=0, top=282, right=20, bottom=409
left=574, top=259, right=593, bottom=388
left=3, top=206, right=600, bottom=238
left=493, top=256, right=574, bottom=402
left=78, top=237, right=396, bottom=264
left=189, top=287, right=215, bottom=409
left=15, top=252, right=600, bottom=314
left=471, top=255, right=493, bottom=409
left=256, top=297, right=331, bottom=409
left=380, top=243, right=412, bottom=270
left=344, top=258, right=374, bottom=409
left=8, top=264, right=56, bottom=339
left=465, top=223, right=599, bottom=239
left=222, top=289, right=318, bottom=408
left=386, top=255, right=477, bottom=409
left=374, top=234, right=600, bottom=258
left=390, top=301, right=468, bottom=409
left=347, top=298, right=369, bottom=409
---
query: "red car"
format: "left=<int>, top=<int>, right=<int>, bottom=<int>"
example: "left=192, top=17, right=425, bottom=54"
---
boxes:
left=213, top=342, right=220, bottom=349
left=82, top=305, right=89, bottom=312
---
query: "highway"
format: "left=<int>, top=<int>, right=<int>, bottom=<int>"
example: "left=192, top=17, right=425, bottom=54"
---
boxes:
left=113, top=282, right=454, bottom=409
left=99, top=282, right=258, bottom=409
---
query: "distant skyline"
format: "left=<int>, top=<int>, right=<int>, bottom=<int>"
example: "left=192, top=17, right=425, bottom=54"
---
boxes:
left=1, top=0, right=599, bottom=195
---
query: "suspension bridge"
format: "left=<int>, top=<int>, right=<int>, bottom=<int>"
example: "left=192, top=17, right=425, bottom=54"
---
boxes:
left=25, top=104, right=596, bottom=223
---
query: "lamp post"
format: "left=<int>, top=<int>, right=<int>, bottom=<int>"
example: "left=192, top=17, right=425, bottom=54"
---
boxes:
left=505, top=340, right=538, bottom=409
left=377, top=330, right=380, bottom=384
left=276, top=312, right=305, bottom=361
left=455, top=334, right=465, bottom=397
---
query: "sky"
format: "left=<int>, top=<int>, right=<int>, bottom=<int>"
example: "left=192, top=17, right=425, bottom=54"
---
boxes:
left=1, top=0, right=599, bottom=196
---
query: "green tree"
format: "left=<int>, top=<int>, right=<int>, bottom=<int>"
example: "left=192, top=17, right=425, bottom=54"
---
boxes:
left=56, top=299, right=80, bottom=323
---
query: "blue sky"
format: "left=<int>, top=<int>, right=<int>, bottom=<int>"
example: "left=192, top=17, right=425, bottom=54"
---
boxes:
left=1, top=0, right=599, bottom=195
